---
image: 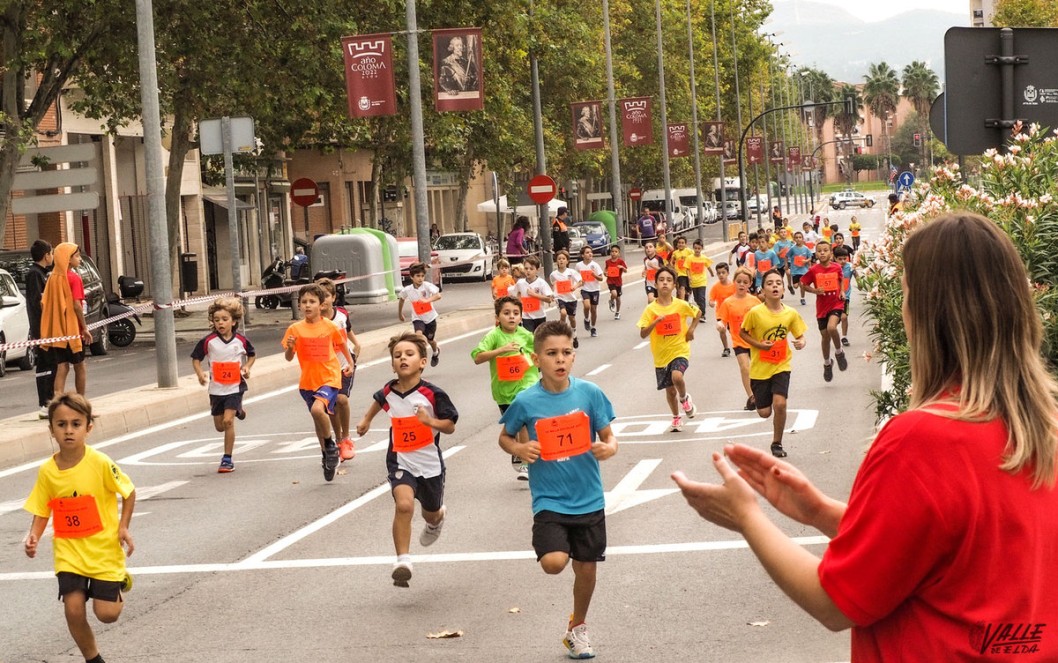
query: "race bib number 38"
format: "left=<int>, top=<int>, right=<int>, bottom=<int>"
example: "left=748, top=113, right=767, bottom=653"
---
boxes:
left=48, top=495, right=104, bottom=539
left=536, top=411, right=592, bottom=461
left=391, top=416, right=435, bottom=453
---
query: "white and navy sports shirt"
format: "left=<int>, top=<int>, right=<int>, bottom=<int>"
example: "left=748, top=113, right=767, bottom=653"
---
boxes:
left=190, top=332, right=256, bottom=396
left=372, top=379, right=458, bottom=478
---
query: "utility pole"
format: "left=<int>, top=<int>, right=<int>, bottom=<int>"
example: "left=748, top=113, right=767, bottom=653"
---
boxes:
left=530, top=1, right=554, bottom=275
left=710, top=1, right=728, bottom=242
left=601, top=0, right=624, bottom=241
left=405, top=0, right=432, bottom=265
left=655, top=0, right=673, bottom=241
left=686, top=0, right=705, bottom=241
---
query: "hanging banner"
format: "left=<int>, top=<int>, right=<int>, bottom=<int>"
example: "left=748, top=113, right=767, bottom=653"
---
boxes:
left=667, top=123, right=690, bottom=158
left=619, top=97, right=654, bottom=147
left=571, top=101, right=604, bottom=150
left=747, top=137, right=764, bottom=164
left=702, top=121, right=725, bottom=155
left=802, top=155, right=815, bottom=170
left=433, top=28, right=483, bottom=112
left=722, top=139, right=737, bottom=165
left=788, top=145, right=802, bottom=166
left=341, top=34, right=397, bottom=117
left=769, top=140, right=785, bottom=164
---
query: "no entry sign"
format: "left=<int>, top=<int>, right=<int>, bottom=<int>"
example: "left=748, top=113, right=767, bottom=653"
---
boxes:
left=527, top=175, right=557, bottom=205
left=291, top=178, right=319, bottom=207
left=628, top=187, right=643, bottom=200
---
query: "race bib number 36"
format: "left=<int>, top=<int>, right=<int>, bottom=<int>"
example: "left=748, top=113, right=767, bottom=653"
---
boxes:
left=536, top=411, right=592, bottom=461
left=48, top=495, right=104, bottom=539
left=391, top=416, right=434, bottom=453
left=655, top=313, right=681, bottom=336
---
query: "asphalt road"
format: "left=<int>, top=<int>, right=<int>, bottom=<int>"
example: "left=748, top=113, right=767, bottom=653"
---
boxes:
left=0, top=206, right=880, bottom=662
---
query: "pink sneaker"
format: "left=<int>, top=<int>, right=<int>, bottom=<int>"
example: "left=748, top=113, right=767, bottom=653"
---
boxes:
left=338, top=437, right=356, bottom=461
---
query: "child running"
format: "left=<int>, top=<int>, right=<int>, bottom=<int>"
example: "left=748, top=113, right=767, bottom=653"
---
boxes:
left=498, top=321, right=618, bottom=660
left=512, top=256, right=554, bottom=333
left=398, top=262, right=443, bottom=367
left=729, top=230, right=751, bottom=267
left=492, top=259, right=515, bottom=300
left=739, top=269, right=808, bottom=458
left=773, top=231, right=795, bottom=291
left=604, top=245, right=628, bottom=320
left=800, top=240, right=848, bottom=382
left=472, top=296, right=540, bottom=480
left=833, top=245, right=856, bottom=347
left=284, top=283, right=355, bottom=481
left=670, top=235, right=692, bottom=300
left=319, top=277, right=362, bottom=461
left=575, top=246, right=605, bottom=337
left=687, top=239, right=715, bottom=323
left=848, top=215, right=862, bottom=252
left=643, top=242, right=663, bottom=304
left=751, top=232, right=780, bottom=293
left=637, top=266, right=700, bottom=432
left=23, top=393, right=136, bottom=663
left=190, top=296, right=256, bottom=473
left=550, top=250, right=582, bottom=347
left=356, top=332, right=458, bottom=588
left=716, top=267, right=762, bottom=410
left=787, top=232, right=814, bottom=306
left=708, top=262, right=736, bottom=357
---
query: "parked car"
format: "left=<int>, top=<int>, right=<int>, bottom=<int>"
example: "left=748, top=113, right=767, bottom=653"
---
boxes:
left=722, top=200, right=743, bottom=220
left=566, top=226, right=587, bottom=256
left=0, top=267, right=34, bottom=377
left=829, top=190, right=875, bottom=210
left=0, top=249, right=110, bottom=355
left=396, top=238, right=443, bottom=288
left=432, top=232, right=493, bottom=281
left=571, top=221, right=611, bottom=254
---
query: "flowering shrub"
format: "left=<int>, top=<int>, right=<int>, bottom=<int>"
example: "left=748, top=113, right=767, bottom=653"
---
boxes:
left=858, top=122, right=1058, bottom=420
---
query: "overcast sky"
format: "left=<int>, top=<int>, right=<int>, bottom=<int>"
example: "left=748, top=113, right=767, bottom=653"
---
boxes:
left=775, top=0, right=968, bottom=22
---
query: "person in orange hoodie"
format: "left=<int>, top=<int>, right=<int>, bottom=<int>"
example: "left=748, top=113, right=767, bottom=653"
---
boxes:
left=40, top=243, right=93, bottom=398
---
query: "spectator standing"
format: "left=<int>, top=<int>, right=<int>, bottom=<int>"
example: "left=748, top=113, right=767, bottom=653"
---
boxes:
left=552, top=207, right=571, bottom=254
left=506, top=216, right=530, bottom=265
left=289, top=246, right=309, bottom=280
left=637, top=206, right=658, bottom=247
left=40, top=243, right=93, bottom=399
left=26, top=240, right=54, bottom=418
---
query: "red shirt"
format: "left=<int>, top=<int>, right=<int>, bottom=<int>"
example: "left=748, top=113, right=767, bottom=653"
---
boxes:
left=819, top=408, right=1058, bottom=662
left=801, top=262, right=844, bottom=318
left=66, top=270, right=85, bottom=301
left=604, top=258, right=627, bottom=286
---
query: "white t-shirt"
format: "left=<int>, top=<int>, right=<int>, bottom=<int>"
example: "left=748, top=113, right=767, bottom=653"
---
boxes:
left=329, top=307, right=355, bottom=370
left=511, top=277, right=553, bottom=320
left=398, top=282, right=440, bottom=324
left=550, top=268, right=581, bottom=303
left=575, top=260, right=605, bottom=293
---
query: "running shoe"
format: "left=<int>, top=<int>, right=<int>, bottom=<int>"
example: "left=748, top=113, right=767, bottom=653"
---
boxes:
left=419, top=505, right=446, bottom=547
left=721, top=348, right=731, bottom=358
left=573, top=337, right=579, bottom=349
left=235, top=408, right=246, bottom=421
left=614, top=312, right=621, bottom=320
left=609, top=298, right=615, bottom=312
left=391, top=560, right=413, bottom=588
left=841, top=337, right=850, bottom=347
left=835, top=351, right=848, bottom=372
left=770, top=442, right=788, bottom=458
left=338, top=437, right=356, bottom=461
left=38, top=406, right=49, bottom=420
left=745, top=396, right=756, bottom=411
left=512, top=455, right=523, bottom=471
left=583, top=318, right=590, bottom=332
left=823, top=361, right=834, bottom=382
left=670, top=415, right=682, bottom=432
left=323, top=444, right=339, bottom=481
left=590, top=327, right=598, bottom=337
left=800, top=298, right=806, bottom=306
left=681, top=394, right=697, bottom=419
left=122, top=573, right=133, bottom=593
left=431, top=350, right=440, bottom=367
left=516, top=463, right=529, bottom=481
left=563, top=622, right=596, bottom=659
left=218, top=457, right=234, bottom=473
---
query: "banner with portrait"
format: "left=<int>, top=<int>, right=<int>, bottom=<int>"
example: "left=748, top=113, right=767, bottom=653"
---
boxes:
left=802, top=155, right=816, bottom=170
left=667, top=123, right=690, bottom=158
left=341, top=34, right=397, bottom=117
left=433, top=28, right=483, bottom=112
left=702, top=121, right=725, bottom=155
left=571, top=101, right=604, bottom=150
left=788, top=145, right=802, bottom=166
left=722, top=139, right=737, bottom=165
left=769, top=140, right=785, bottom=164
left=747, top=137, right=764, bottom=164
left=619, top=97, right=654, bottom=147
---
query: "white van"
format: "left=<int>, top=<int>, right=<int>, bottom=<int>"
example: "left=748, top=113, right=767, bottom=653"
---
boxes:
left=672, top=187, right=718, bottom=227
left=640, top=189, right=689, bottom=233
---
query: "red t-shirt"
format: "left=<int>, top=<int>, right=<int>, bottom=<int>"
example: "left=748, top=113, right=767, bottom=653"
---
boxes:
left=604, top=258, right=627, bottom=286
left=66, top=270, right=85, bottom=301
left=801, top=262, right=844, bottom=318
left=819, top=408, right=1058, bottom=662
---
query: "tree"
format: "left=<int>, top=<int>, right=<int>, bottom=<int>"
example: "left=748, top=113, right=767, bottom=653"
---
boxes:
left=832, top=84, right=862, bottom=138
left=901, top=61, right=939, bottom=119
left=991, top=0, right=1058, bottom=26
left=862, top=62, right=899, bottom=122
left=798, top=67, right=836, bottom=145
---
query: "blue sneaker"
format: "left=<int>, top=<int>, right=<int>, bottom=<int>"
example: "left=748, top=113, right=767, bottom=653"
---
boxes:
left=218, top=457, right=234, bottom=473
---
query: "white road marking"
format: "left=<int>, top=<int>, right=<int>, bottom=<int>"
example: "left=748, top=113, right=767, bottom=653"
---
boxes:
left=604, top=459, right=679, bottom=515
left=634, top=340, right=650, bottom=350
left=586, top=364, right=611, bottom=376
left=0, top=535, right=830, bottom=582
left=611, top=410, right=818, bottom=443
left=117, top=432, right=393, bottom=466
left=239, top=445, right=465, bottom=565
left=0, top=480, right=187, bottom=517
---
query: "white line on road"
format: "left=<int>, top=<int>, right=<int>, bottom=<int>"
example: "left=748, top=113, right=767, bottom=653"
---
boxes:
left=586, top=364, right=611, bottom=376
left=0, top=535, right=830, bottom=582
left=634, top=340, right=650, bottom=350
left=604, top=459, right=679, bottom=515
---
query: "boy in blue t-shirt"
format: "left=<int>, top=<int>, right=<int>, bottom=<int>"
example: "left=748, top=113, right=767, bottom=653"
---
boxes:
left=787, top=231, right=814, bottom=306
left=772, top=234, right=795, bottom=291
left=751, top=231, right=780, bottom=292
left=833, top=245, right=857, bottom=347
left=499, top=320, right=618, bottom=660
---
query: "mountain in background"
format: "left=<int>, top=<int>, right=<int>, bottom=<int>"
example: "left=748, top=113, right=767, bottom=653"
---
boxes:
left=766, top=0, right=970, bottom=84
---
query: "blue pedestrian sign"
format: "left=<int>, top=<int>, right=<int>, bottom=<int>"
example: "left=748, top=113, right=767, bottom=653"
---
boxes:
left=896, top=171, right=915, bottom=192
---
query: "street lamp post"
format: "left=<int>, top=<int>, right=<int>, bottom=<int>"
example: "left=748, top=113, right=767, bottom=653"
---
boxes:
left=710, top=1, right=728, bottom=241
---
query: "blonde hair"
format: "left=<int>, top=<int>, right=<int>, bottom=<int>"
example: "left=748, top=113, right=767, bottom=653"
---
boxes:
left=903, top=212, right=1058, bottom=487
left=208, top=296, right=244, bottom=330
left=732, top=266, right=754, bottom=283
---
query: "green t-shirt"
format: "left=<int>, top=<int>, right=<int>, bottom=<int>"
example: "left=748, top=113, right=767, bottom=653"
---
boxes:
left=471, top=325, right=540, bottom=406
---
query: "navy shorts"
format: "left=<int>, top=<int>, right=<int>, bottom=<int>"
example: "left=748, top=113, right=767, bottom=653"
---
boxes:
left=677, top=275, right=690, bottom=291
left=522, top=317, right=546, bottom=332
left=607, top=283, right=623, bottom=297
left=340, top=371, right=354, bottom=396
left=751, top=371, right=791, bottom=410
left=558, top=300, right=578, bottom=317
left=209, top=392, right=244, bottom=417
left=533, top=509, right=607, bottom=562
left=300, top=385, right=339, bottom=415
left=57, top=571, right=123, bottom=602
left=52, top=344, right=86, bottom=365
left=581, top=290, right=600, bottom=306
left=792, top=273, right=804, bottom=285
left=413, top=319, right=437, bottom=341
left=655, top=357, right=689, bottom=390
left=817, top=309, right=843, bottom=331
left=389, top=470, right=445, bottom=513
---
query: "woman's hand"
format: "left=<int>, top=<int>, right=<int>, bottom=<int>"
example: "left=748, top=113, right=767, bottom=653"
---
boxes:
left=671, top=452, right=762, bottom=533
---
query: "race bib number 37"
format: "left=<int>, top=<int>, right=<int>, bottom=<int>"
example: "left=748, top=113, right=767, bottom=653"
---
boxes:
left=48, top=495, right=104, bottom=539
left=536, top=411, right=592, bottom=461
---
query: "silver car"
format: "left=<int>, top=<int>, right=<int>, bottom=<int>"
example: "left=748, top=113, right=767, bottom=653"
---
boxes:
left=566, top=226, right=587, bottom=255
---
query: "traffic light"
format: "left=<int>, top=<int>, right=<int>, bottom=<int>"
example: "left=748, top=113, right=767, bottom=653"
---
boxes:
left=913, top=133, right=922, bottom=147
left=865, top=134, right=873, bottom=147
left=383, top=185, right=398, bottom=202
left=843, top=96, right=855, bottom=116
left=855, top=146, right=863, bottom=155
left=558, top=186, right=568, bottom=199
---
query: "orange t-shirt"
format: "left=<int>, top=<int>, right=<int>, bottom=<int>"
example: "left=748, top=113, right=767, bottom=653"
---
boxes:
left=491, top=274, right=515, bottom=299
left=717, top=294, right=761, bottom=349
left=708, top=281, right=737, bottom=308
left=282, top=319, right=344, bottom=390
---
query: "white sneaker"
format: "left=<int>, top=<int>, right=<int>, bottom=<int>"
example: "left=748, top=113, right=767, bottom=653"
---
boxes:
left=670, top=415, right=682, bottom=432
left=419, top=506, right=446, bottom=547
left=563, top=622, right=596, bottom=659
left=391, top=560, right=413, bottom=587
left=37, top=406, right=48, bottom=420
left=516, top=463, right=529, bottom=481
left=681, top=394, right=697, bottom=418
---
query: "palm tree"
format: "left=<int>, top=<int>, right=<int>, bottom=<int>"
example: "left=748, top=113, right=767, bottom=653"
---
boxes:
left=901, top=61, right=939, bottom=119
left=799, top=67, right=835, bottom=145
left=862, top=62, right=900, bottom=122
left=833, top=84, right=863, bottom=184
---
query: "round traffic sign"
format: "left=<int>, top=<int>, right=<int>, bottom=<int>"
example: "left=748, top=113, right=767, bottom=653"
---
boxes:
left=291, top=178, right=319, bottom=207
left=527, top=175, right=557, bottom=205
left=628, top=187, right=643, bottom=200
left=896, top=171, right=915, bottom=192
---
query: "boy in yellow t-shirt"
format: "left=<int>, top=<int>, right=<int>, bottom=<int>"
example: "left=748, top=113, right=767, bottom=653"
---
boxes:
left=740, top=269, right=807, bottom=459
left=23, top=393, right=136, bottom=663
left=848, top=216, right=862, bottom=252
left=670, top=235, right=693, bottom=301
left=637, top=266, right=700, bottom=432
left=686, top=238, right=715, bottom=322
left=283, top=283, right=354, bottom=482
